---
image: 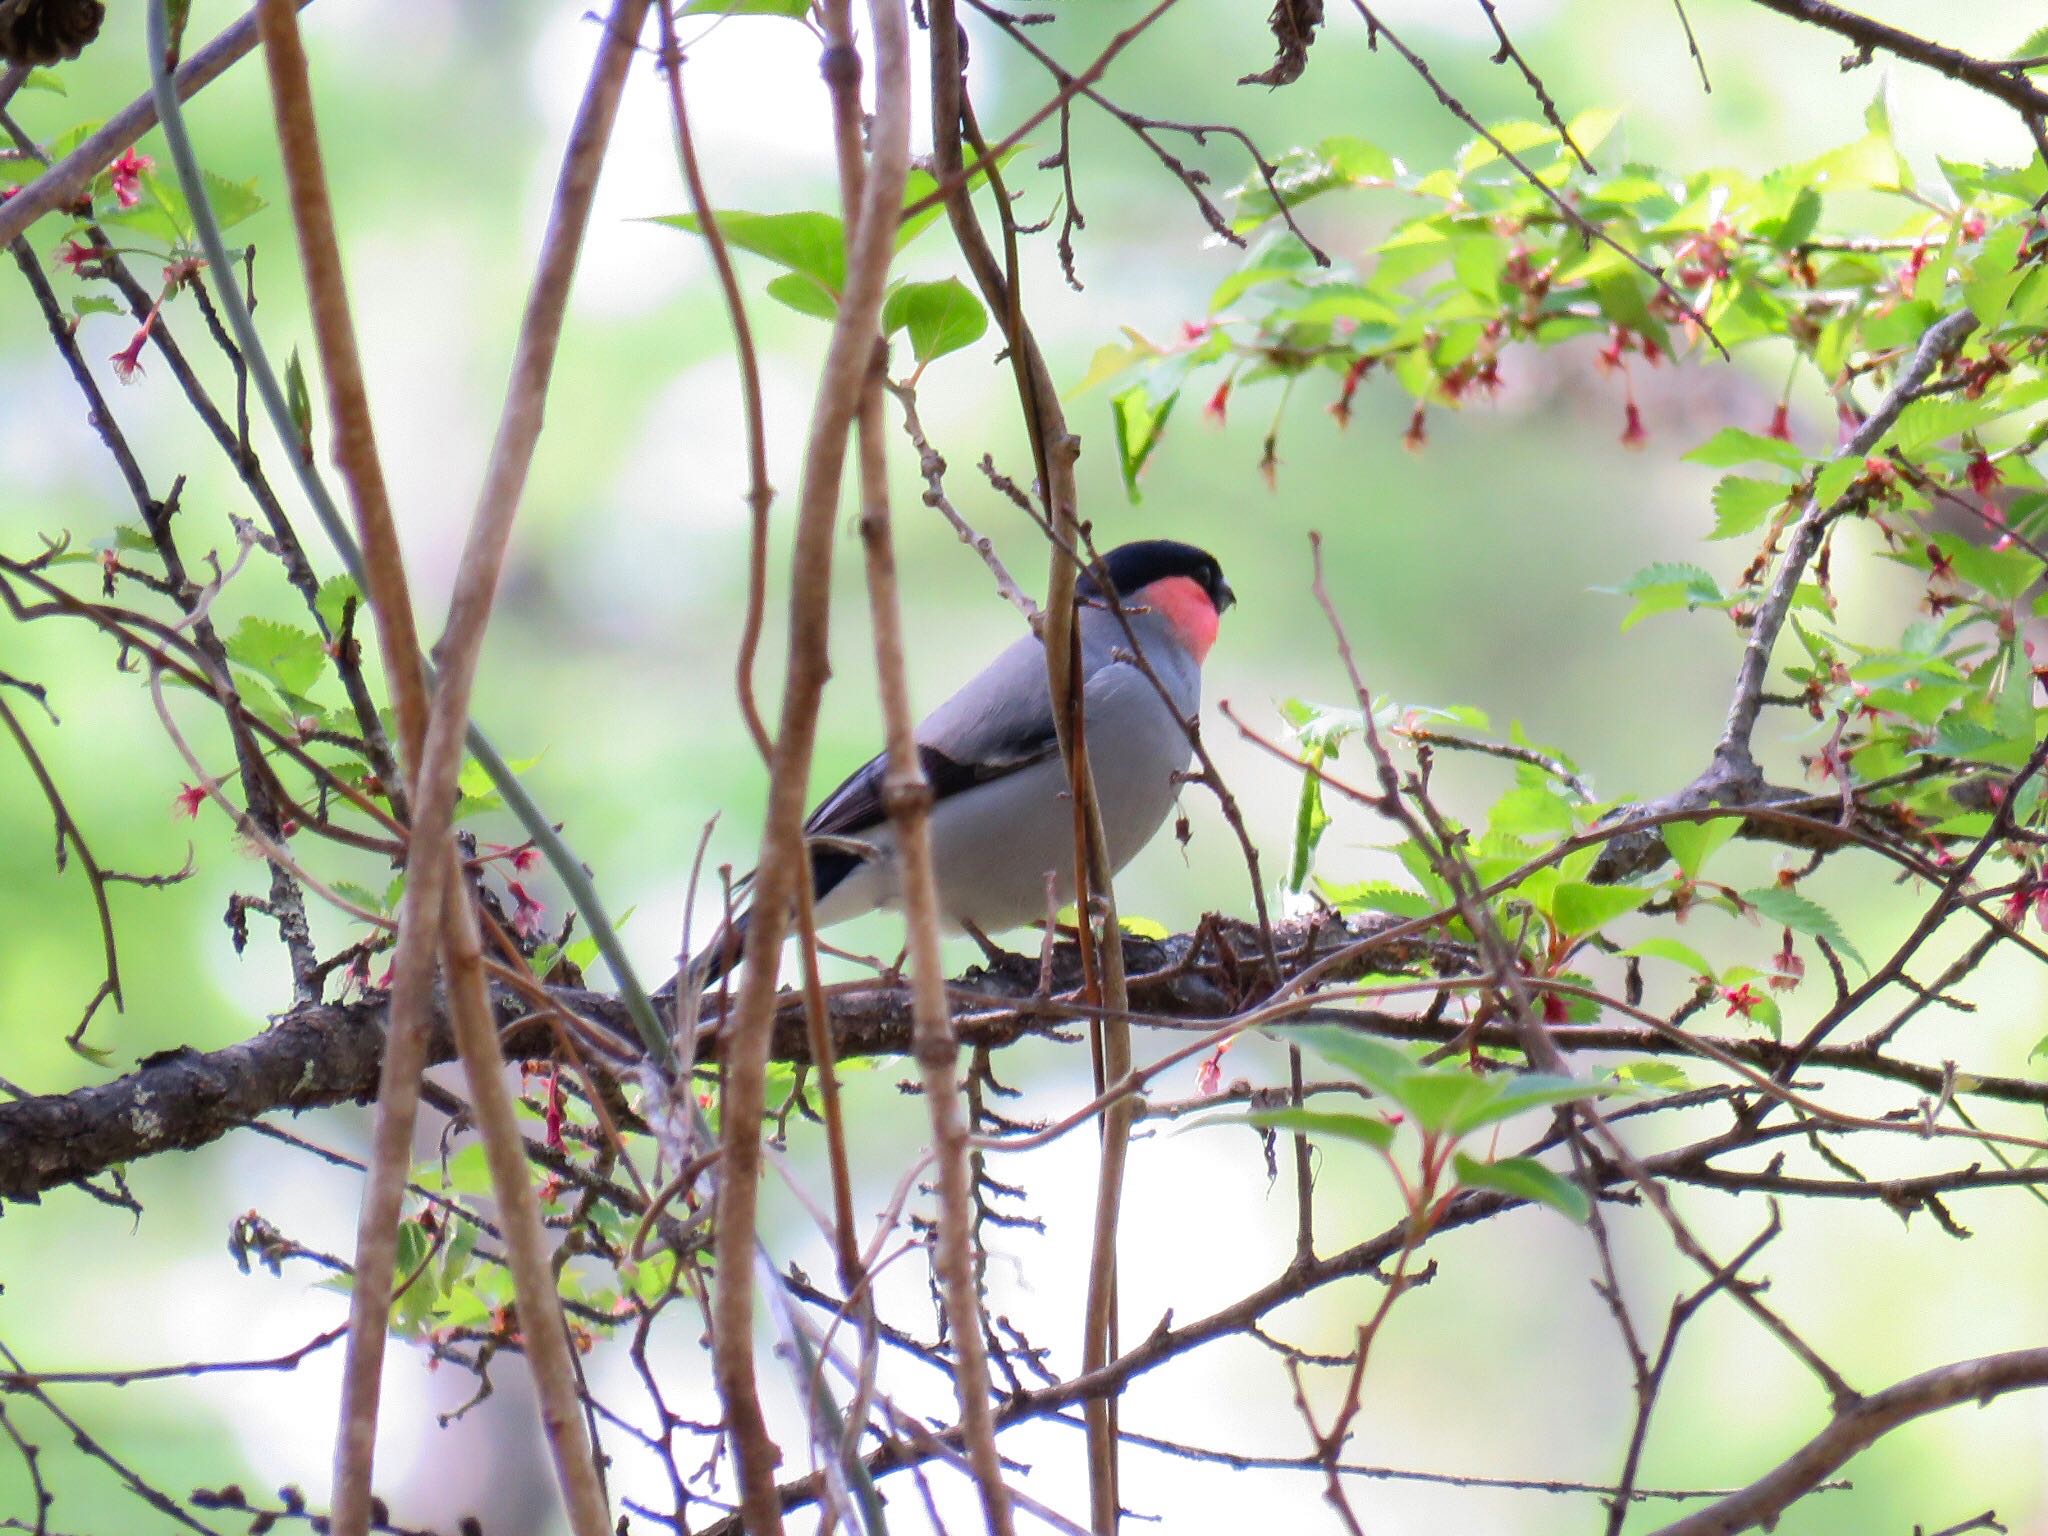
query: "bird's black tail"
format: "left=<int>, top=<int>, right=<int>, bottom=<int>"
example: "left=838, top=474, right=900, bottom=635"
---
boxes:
left=680, top=907, right=752, bottom=993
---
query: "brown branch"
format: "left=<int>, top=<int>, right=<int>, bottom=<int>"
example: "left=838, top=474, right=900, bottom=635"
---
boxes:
left=654, top=7, right=774, bottom=763
left=1648, top=1347, right=2048, bottom=1536
left=709, top=1, right=912, bottom=1526
left=1741, top=0, right=2048, bottom=119
left=856, top=366, right=1014, bottom=1529
left=249, top=10, right=442, bottom=1530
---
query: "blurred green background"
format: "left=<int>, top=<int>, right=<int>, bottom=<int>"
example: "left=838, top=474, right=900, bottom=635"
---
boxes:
left=2, top=1, right=2044, bottom=1532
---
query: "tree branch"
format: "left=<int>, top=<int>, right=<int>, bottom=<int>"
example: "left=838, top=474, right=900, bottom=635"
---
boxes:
left=1648, top=1347, right=2048, bottom=1536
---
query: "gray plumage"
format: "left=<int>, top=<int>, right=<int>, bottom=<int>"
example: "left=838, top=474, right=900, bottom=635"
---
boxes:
left=808, top=598, right=1201, bottom=933
left=689, top=539, right=1232, bottom=985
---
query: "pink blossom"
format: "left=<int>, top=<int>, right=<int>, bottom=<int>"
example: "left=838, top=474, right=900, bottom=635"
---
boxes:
left=508, top=880, right=546, bottom=939
left=107, top=148, right=152, bottom=210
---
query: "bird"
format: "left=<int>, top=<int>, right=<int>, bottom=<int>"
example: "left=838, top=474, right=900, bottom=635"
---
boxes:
left=693, top=539, right=1234, bottom=985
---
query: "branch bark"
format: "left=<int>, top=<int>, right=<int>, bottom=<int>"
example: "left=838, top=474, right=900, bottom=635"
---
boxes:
left=1648, top=1347, right=2048, bottom=1536
left=707, top=1, right=912, bottom=1526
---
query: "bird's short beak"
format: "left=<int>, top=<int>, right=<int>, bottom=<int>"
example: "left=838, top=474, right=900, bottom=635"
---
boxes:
left=1215, top=578, right=1236, bottom=614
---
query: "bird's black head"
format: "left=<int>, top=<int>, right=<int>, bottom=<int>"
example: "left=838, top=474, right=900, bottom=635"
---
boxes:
left=1082, top=539, right=1235, bottom=615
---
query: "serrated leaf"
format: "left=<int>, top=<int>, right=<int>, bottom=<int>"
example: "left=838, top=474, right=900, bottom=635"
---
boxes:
left=881, top=277, right=987, bottom=364
left=226, top=617, right=326, bottom=697
left=1612, top=1060, right=1691, bottom=1091
left=1711, top=475, right=1790, bottom=541
left=1453, top=1151, right=1590, bottom=1221
left=1741, top=886, right=1864, bottom=970
left=1683, top=427, right=1806, bottom=472
left=315, top=575, right=362, bottom=635
left=1317, top=880, right=1437, bottom=919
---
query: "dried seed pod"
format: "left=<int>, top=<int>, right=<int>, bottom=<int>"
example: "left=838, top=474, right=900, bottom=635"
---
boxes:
left=0, top=0, right=105, bottom=67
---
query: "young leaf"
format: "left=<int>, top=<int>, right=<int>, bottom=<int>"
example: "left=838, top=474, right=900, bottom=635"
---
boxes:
left=880, top=277, right=988, bottom=364
left=1623, top=935, right=1716, bottom=979
left=761, top=270, right=836, bottom=319
left=1189, top=1108, right=1397, bottom=1152
left=1452, top=1073, right=1615, bottom=1134
left=1452, top=1151, right=1591, bottom=1222
left=1662, top=815, right=1741, bottom=878
left=285, top=346, right=314, bottom=459
left=678, top=0, right=810, bottom=16
left=1741, top=886, right=1864, bottom=970
left=1683, top=426, right=1806, bottom=472
left=226, top=617, right=327, bottom=697
left=1710, top=475, right=1789, bottom=541
left=651, top=209, right=845, bottom=295
left=315, top=575, right=363, bottom=635
left=1110, top=384, right=1177, bottom=503
left=1281, top=1024, right=1415, bottom=1101
left=1549, top=881, right=1651, bottom=938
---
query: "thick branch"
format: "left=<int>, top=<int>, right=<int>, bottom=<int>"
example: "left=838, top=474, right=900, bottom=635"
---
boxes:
left=1649, top=1347, right=2048, bottom=1536
left=1743, top=0, right=2048, bottom=120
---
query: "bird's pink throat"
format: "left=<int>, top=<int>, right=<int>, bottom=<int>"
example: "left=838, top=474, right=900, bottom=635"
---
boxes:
left=1140, top=575, right=1219, bottom=663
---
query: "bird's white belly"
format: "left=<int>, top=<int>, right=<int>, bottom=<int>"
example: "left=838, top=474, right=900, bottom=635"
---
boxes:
left=812, top=704, right=1190, bottom=935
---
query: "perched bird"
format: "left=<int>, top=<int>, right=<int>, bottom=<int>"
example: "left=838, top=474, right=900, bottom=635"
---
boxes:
left=696, top=539, right=1234, bottom=983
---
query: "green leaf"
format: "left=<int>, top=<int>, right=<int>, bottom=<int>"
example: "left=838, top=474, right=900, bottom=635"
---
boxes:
left=1741, top=886, right=1864, bottom=970
left=1282, top=1024, right=1415, bottom=1101
left=285, top=346, right=314, bottom=456
left=1193, top=1108, right=1397, bottom=1152
left=315, top=575, right=363, bottom=635
left=897, top=144, right=1023, bottom=249
left=1612, top=1060, right=1691, bottom=1091
left=1287, top=759, right=1330, bottom=894
left=1630, top=933, right=1712, bottom=978
left=1549, top=881, right=1651, bottom=938
left=1603, top=562, right=1724, bottom=630
left=20, top=68, right=66, bottom=95
left=1933, top=533, right=2040, bottom=605
left=1662, top=815, right=1741, bottom=878
left=1317, top=880, right=1438, bottom=920
left=1489, top=785, right=1574, bottom=838
left=763, top=270, right=838, bottom=319
left=651, top=209, right=845, bottom=295
left=1711, top=475, right=1790, bottom=541
left=1394, top=1070, right=1495, bottom=1134
left=1110, top=384, right=1177, bottom=504
left=200, top=170, right=265, bottom=233
left=1453, top=1152, right=1590, bottom=1222
left=226, top=617, right=327, bottom=697
left=678, top=0, right=810, bottom=15
left=1683, top=427, right=1806, bottom=472
left=1453, top=1073, right=1613, bottom=1135
left=881, top=277, right=987, bottom=364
